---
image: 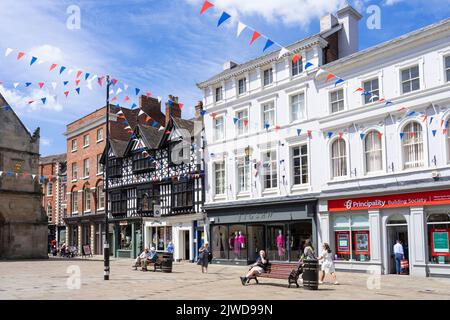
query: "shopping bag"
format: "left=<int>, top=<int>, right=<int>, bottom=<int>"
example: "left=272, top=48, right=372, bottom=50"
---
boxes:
left=400, top=259, right=409, bottom=269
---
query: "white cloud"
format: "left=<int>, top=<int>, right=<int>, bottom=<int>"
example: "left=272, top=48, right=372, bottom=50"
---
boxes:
left=185, top=0, right=348, bottom=27
left=41, top=137, right=52, bottom=147
left=383, top=0, right=404, bottom=5
left=0, top=85, right=63, bottom=113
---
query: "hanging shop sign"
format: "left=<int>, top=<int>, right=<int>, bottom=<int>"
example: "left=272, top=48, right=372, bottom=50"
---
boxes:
left=430, top=228, right=450, bottom=257
left=328, top=189, right=450, bottom=212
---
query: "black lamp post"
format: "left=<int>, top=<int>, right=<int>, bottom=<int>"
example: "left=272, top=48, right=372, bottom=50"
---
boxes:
left=104, top=75, right=110, bottom=280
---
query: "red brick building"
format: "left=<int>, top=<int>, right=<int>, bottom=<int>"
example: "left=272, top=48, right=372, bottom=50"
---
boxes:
left=39, top=153, right=67, bottom=249
left=63, top=96, right=167, bottom=255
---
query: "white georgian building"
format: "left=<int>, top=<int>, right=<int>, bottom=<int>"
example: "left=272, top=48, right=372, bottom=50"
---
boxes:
left=198, top=5, right=450, bottom=277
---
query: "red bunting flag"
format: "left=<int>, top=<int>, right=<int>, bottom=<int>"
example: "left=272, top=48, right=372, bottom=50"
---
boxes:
left=112, top=79, right=118, bottom=86
left=292, top=54, right=302, bottom=64
left=410, top=132, right=415, bottom=138
left=211, top=112, right=217, bottom=120
left=378, top=132, right=383, bottom=140
left=441, top=119, right=445, bottom=128
left=326, top=74, right=336, bottom=81
left=379, top=98, right=385, bottom=103
left=64, top=91, right=69, bottom=97
left=250, top=31, right=261, bottom=45
left=178, top=103, right=183, bottom=110
left=275, top=125, right=281, bottom=132
left=28, top=100, right=34, bottom=104
left=397, top=106, right=406, bottom=112
left=307, top=130, right=312, bottom=138
left=200, top=0, right=214, bottom=14
left=98, top=76, right=104, bottom=86
left=146, top=91, right=151, bottom=97
left=145, top=115, right=152, bottom=122
left=338, top=132, right=343, bottom=140
left=165, top=130, right=172, bottom=135
left=75, top=80, right=80, bottom=86
left=76, top=70, right=82, bottom=78
left=422, top=115, right=428, bottom=122
left=444, top=129, right=448, bottom=135
left=49, top=63, right=57, bottom=71
left=38, top=82, right=44, bottom=89
left=354, top=88, right=364, bottom=92
left=244, top=119, right=249, bottom=126
left=124, top=96, right=130, bottom=102
left=111, top=97, right=117, bottom=102
left=17, top=52, right=25, bottom=60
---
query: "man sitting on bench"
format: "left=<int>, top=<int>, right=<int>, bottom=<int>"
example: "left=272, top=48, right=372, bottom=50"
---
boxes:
left=240, top=250, right=269, bottom=286
left=141, top=247, right=158, bottom=272
left=133, top=247, right=150, bottom=270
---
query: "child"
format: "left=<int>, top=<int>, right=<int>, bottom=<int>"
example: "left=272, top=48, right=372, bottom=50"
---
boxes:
left=317, top=243, right=339, bottom=285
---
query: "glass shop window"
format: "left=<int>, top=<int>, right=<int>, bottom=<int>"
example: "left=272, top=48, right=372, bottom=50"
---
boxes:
left=333, top=214, right=370, bottom=262
left=427, top=213, right=450, bottom=264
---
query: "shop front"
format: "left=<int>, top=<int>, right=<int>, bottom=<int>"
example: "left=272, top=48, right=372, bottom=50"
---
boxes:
left=207, top=200, right=317, bottom=265
left=319, top=188, right=450, bottom=277
left=112, top=217, right=142, bottom=259
left=143, top=213, right=205, bottom=263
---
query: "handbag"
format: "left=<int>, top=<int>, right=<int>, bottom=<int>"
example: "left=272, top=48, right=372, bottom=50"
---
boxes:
left=400, top=259, right=409, bottom=269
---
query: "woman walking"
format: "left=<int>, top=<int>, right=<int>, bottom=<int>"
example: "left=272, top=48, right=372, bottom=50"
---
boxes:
left=303, top=239, right=316, bottom=260
left=197, top=242, right=210, bottom=274
left=317, top=243, right=339, bottom=285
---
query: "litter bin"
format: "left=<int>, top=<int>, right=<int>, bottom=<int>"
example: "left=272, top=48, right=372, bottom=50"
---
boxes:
left=161, top=252, right=173, bottom=273
left=302, top=259, right=319, bottom=290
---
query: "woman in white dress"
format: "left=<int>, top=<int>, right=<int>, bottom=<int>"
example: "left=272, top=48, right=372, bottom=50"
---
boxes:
left=317, top=243, right=338, bottom=285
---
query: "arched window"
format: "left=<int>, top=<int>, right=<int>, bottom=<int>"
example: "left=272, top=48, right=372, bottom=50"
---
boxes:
left=364, top=131, right=382, bottom=173
left=83, top=184, right=91, bottom=213
left=97, top=183, right=104, bottom=211
left=447, top=123, right=450, bottom=163
left=331, top=139, right=347, bottom=178
left=402, top=122, right=424, bottom=169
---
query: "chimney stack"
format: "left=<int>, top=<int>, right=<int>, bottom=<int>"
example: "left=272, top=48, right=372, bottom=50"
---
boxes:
left=165, top=95, right=181, bottom=125
left=195, top=101, right=204, bottom=118
left=320, top=13, right=338, bottom=33
left=139, top=95, right=165, bottom=126
left=336, top=5, right=362, bottom=58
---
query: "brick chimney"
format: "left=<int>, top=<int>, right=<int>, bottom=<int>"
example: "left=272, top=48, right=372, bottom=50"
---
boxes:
left=165, top=95, right=182, bottom=125
left=139, top=95, right=165, bottom=126
left=195, top=101, right=204, bottom=118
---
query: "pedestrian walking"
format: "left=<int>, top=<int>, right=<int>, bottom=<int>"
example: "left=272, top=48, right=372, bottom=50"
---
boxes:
left=302, top=239, right=316, bottom=260
left=317, top=243, right=338, bottom=285
left=394, top=240, right=405, bottom=274
left=197, top=242, right=210, bottom=274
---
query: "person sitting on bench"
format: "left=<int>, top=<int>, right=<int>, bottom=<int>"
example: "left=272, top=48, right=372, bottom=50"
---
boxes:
left=240, top=250, right=269, bottom=285
left=133, top=247, right=150, bottom=270
left=142, top=247, right=158, bottom=271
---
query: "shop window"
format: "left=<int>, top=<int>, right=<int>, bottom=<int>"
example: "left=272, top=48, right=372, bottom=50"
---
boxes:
left=119, top=225, right=132, bottom=250
left=228, top=225, right=247, bottom=261
left=150, top=226, right=172, bottom=251
left=212, top=225, right=228, bottom=259
left=427, top=213, right=450, bottom=264
left=333, top=214, right=370, bottom=262
left=267, top=224, right=288, bottom=261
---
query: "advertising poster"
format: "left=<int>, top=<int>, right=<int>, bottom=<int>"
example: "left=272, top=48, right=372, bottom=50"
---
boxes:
left=431, top=229, right=450, bottom=256
left=335, top=231, right=350, bottom=254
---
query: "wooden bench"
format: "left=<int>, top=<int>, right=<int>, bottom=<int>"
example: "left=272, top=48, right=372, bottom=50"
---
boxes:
left=247, top=263, right=302, bottom=288
left=144, top=255, right=163, bottom=272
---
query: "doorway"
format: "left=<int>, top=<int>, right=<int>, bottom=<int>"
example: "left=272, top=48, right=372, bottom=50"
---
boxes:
left=184, top=230, right=190, bottom=261
left=386, top=214, right=409, bottom=275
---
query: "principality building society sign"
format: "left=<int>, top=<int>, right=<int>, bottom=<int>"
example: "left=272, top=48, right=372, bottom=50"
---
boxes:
left=328, top=189, right=450, bottom=212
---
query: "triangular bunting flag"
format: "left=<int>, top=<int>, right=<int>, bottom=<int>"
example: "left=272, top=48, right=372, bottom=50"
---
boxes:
left=305, top=62, right=314, bottom=70
left=152, top=121, right=158, bottom=127
left=200, top=110, right=206, bottom=116
left=217, top=12, right=231, bottom=27
left=432, top=130, right=437, bottom=137
left=315, top=68, right=326, bottom=79
left=335, top=79, right=344, bottom=86
left=327, top=132, right=333, bottom=139
left=200, top=0, right=214, bottom=14
left=354, top=87, right=364, bottom=92
left=84, top=73, right=90, bottom=80
left=138, top=110, right=145, bottom=116
left=13, top=83, right=19, bottom=88
left=41, top=98, right=46, bottom=104
left=30, top=57, right=37, bottom=66
left=75, top=87, right=80, bottom=94
left=76, top=70, right=82, bottom=78
left=278, top=47, right=290, bottom=60
left=263, top=39, right=274, bottom=52
left=38, top=82, right=44, bottom=89
left=250, top=31, right=261, bottom=45
left=237, top=22, right=246, bottom=37
left=292, top=54, right=301, bottom=64
left=178, top=103, right=183, bottom=110
left=17, top=52, right=25, bottom=60
left=400, top=132, right=404, bottom=140
left=146, top=91, right=151, bottom=97
left=59, top=66, right=66, bottom=74
left=25, top=82, right=32, bottom=87
left=158, top=126, right=165, bottom=131
left=233, top=117, right=238, bottom=124
left=338, top=132, right=344, bottom=140
left=131, top=103, right=137, bottom=109
left=51, top=82, right=57, bottom=90
left=63, top=81, right=69, bottom=86
left=429, top=117, right=434, bottom=124
left=410, top=132, right=415, bottom=138
left=360, top=133, right=365, bottom=140
left=297, top=129, right=302, bottom=136
left=326, top=74, right=336, bottom=81
left=378, top=132, right=383, bottom=140
left=135, top=88, right=140, bottom=96
left=5, top=48, right=13, bottom=57
left=116, top=88, right=123, bottom=95
left=49, top=63, right=57, bottom=71
left=64, top=91, right=69, bottom=98
left=211, top=112, right=217, bottom=120
left=307, top=130, right=312, bottom=138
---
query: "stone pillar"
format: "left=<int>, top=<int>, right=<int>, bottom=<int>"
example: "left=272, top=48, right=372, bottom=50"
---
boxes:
left=77, top=225, right=82, bottom=254
left=90, top=224, right=94, bottom=253
left=409, top=206, right=427, bottom=277
left=368, top=209, right=382, bottom=273
left=131, top=222, right=136, bottom=259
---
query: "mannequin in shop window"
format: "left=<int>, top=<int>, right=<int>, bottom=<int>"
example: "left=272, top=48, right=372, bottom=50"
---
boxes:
left=276, top=230, right=285, bottom=259
left=234, top=231, right=240, bottom=259
left=238, top=231, right=245, bottom=251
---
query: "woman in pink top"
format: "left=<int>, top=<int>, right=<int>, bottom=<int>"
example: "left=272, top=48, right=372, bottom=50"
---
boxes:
left=276, top=230, right=284, bottom=257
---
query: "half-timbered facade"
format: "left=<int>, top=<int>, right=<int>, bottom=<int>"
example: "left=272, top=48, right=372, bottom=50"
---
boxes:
left=105, top=104, right=205, bottom=261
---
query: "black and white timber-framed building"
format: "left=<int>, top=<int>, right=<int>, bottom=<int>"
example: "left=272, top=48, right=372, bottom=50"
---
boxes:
left=103, top=100, right=206, bottom=261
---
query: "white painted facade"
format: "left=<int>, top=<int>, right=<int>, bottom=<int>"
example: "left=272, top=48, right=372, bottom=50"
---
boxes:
left=198, top=6, right=450, bottom=276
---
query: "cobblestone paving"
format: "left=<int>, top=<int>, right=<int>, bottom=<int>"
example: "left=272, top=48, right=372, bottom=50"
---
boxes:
left=0, top=257, right=449, bottom=300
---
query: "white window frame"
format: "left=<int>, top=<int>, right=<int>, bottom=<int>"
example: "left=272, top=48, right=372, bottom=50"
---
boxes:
left=330, top=138, right=349, bottom=180
left=213, top=161, right=226, bottom=198
left=83, top=188, right=91, bottom=213
left=400, top=65, right=421, bottom=95
left=71, top=139, right=77, bottom=152
left=237, top=77, right=247, bottom=96
left=261, top=149, right=277, bottom=191
left=400, top=121, right=425, bottom=170
left=83, top=134, right=90, bottom=148
left=215, top=86, right=223, bottom=103
left=71, top=191, right=78, bottom=214
left=261, top=101, right=275, bottom=129
left=83, top=159, right=90, bottom=178
left=445, top=55, right=450, bottom=83
left=235, top=108, right=249, bottom=137
left=213, top=115, right=225, bottom=142
left=97, top=128, right=104, bottom=142
left=363, top=130, right=384, bottom=174
left=47, top=182, right=53, bottom=196
left=97, top=185, right=105, bottom=210
left=236, top=155, right=251, bottom=194
left=289, top=91, right=306, bottom=123
left=72, top=162, right=78, bottom=181
left=362, top=78, right=380, bottom=105
left=97, top=154, right=104, bottom=175
left=395, top=58, right=424, bottom=96
left=291, top=143, right=309, bottom=186
left=262, top=67, right=273, bottom=87
left=291, top=57, right=303, bottom=77
left=329, top=88, right=345, bottom=114
left=47, top=202, right=52, bottom=217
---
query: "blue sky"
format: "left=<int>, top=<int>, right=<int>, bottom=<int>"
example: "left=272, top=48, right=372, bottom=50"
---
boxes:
left=0, top=0, right=449, bottom=156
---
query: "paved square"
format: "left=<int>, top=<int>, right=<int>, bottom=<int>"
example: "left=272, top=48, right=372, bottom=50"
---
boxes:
left=0, top=257, right=449, bottom=300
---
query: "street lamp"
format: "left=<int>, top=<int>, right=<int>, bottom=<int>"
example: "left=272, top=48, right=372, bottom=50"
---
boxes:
left=104, top=75, right=110, bottom=280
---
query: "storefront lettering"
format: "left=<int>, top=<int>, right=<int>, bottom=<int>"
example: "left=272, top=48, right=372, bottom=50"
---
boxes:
left=238, top=212, right=274, bottom=222
left=329, top=189, right=450, bottom=212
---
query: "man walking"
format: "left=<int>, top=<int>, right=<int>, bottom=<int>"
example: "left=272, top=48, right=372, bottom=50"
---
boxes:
left=393, top=240, right=404, bottom=275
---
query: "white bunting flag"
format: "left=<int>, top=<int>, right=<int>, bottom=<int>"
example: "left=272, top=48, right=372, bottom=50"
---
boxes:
left=51, top=82, right=57, bottom=90
left=237, top=22, right=247, bottom=37
left=109, top=89, right=114, bottom=94
left=315, top=68, right=326, bottom=79
left=157, top=96, right=161, bottom=103
left=32, top=174, right=36, bottom=180
left=37, top=59, right=46, bottom=65
left=68, top=69, right=74, bottom=75
left=124, top=125, right=131, bottom=130
left=278, top=47, right=290, bottom=60
left=0, top=171, right=3, bottom=176
left=86, top=81, right=93, bottom=91
left=138, top=110, right=145, bottom=116
left=13, top=82, right=19, bottom=88
left=5, top=48, right=13, bottom=57
left=116, top=88, right=123, bottom=95
left=124, top=84, right=129, bottom=91
left=117, top=110, right=124, bottom=115
left=158, top=126, right=165, bottom=131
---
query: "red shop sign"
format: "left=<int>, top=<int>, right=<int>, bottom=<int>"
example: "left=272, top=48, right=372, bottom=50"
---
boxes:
left=328, top=189, right=450, bottom=212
